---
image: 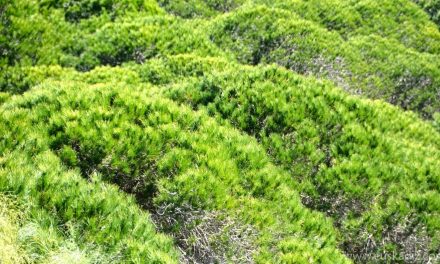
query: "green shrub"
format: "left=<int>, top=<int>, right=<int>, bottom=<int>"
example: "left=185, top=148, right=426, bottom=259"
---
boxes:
left=258, top=0, right=440, bottom=54
left=0, top=65, right=71, bottom=94
left=131, top=55, right=440, bottom=260
left=0, top=73, right=350, bottom=262
left=0, top=82, right=179, bottom=262
left=209, top=6, right=440, bottom=118
left=68, top=16, right=225, bottom=71
left=0, top=150, right=178, bottom=262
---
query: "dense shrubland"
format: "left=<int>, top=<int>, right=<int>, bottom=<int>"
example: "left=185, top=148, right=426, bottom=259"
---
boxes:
left=2, top=0, right=440, bottom=118
left=209, top=5, right=440, bottom=118
left=1, top=69, right=352, bottom=263
left=140, top=55, right=440, bottom=259
left=1, top=0, right=440, bottom=263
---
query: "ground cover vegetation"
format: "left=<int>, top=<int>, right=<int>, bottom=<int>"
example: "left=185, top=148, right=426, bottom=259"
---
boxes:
left=1, top=0, right=440, bottom=263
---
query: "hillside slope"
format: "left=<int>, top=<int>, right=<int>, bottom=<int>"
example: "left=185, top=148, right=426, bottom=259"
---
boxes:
left=1, top=0, right=440, bottom=263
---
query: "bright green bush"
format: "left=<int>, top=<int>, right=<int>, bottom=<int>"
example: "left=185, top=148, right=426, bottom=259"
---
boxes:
left=0, top=151, right=178, bottom=263
left=433, top=112, right=440, bottom=131
left=209, top=6, right=342, bottom=70
left=130, top=55, right=440, bottom=259
left=0, top=85, right=179, bottom=262
left=0, top=65, right=71, bottom=93
left=3, top=0, right=439, bottom=120
left=344, top=35, right=440, bottom=118
left=0, top=92, right=10, bottom=105
left=0, top=72, right=351, bottom=262
left=0, top=0, right=162, bottom=72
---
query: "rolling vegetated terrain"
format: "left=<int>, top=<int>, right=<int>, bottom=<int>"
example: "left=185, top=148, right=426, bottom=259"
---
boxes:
left=1, top=0, right=440, bottom=263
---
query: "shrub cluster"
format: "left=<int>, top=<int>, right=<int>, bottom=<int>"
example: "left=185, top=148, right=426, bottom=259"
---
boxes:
left=133, top=55, right=440, bottom=260
left=1, top=0, right=440, bottom=263
left=209, top=6, right=440, bottom=118
left=0, top=70, right=353, bottom=262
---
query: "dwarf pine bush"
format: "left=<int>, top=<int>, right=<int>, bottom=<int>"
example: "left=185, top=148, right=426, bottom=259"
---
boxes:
left=132, top=55, right=440, bottom=260
left=209, top=6, right=440, bottom=118
left=0, top=73, right=352, bottom=262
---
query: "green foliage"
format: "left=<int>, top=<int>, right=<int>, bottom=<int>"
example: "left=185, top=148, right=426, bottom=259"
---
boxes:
left=2, top=0, right=439, bottom=119
left=433, top=112, right=440, bottom=131
left=414, top=0, right=440, bottom=25
left=0, top=73, right=350, bottom=262
left=132, top=55, right=440, bottom=260
left=0, top=150, right=178, bottom=263
left=345, top=35, right=440, bottom=118
left=39, top=0, right=163, bottom=22
left=1, top=0, right=440, bottom=263
left=158, top=0, right=245, bottom=18
left=0, top=92, right=10, bottom=104
left=209, top=6, right=342, bottom=69
left=67, top=16, right=226, bottom=71
left=0, top=193, right=112, bottom=263
left=209, top=5, right=440, bottom=118
left=0, top=80, right=179, bottom=262
left=0, top=65, right=71, bottom=93
left=259, top=0, right=440, bottom=54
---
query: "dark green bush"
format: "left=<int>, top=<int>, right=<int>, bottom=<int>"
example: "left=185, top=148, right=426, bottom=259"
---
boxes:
left=68, top=16, right=225, bottom=71
left=209, top=6, right=440, bottom=118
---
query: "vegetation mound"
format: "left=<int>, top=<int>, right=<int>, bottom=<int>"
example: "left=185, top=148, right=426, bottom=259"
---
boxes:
left=1, top=0, right=440, bottom=263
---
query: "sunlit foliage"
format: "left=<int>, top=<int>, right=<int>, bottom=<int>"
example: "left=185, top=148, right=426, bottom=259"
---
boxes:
left=1, top=0, right=440, bottom=263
